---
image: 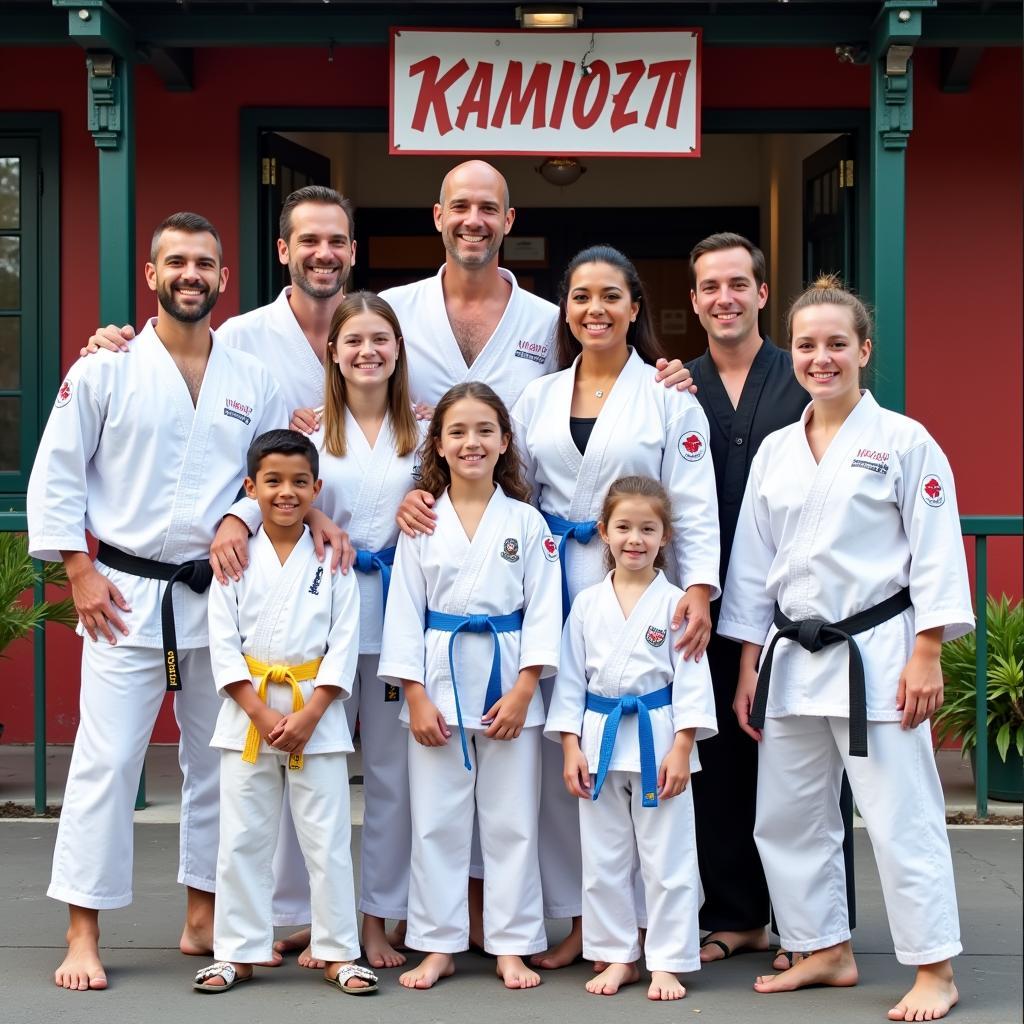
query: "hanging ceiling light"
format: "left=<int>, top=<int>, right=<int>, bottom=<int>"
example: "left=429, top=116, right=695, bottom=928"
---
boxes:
left=537, top=157, right=586, bottom=186
left=516, top=6, right=582, bottom=29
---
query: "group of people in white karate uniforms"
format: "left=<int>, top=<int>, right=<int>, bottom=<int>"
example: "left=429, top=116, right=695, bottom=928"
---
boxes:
left=29, top=196, right=969, bottom=1020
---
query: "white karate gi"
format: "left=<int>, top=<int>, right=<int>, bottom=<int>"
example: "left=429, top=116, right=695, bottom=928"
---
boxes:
left=378, top=486, right=562, bottom=954
left=718, top=391, right=973, bottom=964
left=218, top=287, right=326, bottom=418
left=208, top=527, right=360, bottom=963
left=511, top=347, right=721, bottom=918
left=380, top=266, right=558, bottom=410
left=28, top=321, right=286, bottom=907
left=546, top=571, right=717, bottom=971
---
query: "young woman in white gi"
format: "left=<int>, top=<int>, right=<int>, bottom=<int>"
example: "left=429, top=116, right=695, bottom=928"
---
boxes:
left=547, top=476, right=717, bottom=1001
left=510, top=245, right=720, bottom=968
left=379, top=382, right=562, bottom=991
left=720, top=276, right=972, bottom=1022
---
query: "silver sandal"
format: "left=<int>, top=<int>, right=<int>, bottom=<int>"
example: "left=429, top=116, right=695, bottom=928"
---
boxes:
left=193, top=961, right=253, bottom=993
left=324, top=963, right=379, bottom=995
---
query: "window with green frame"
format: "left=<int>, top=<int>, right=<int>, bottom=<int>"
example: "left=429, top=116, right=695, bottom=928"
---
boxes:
left=0, top=116, right=60, bottom=506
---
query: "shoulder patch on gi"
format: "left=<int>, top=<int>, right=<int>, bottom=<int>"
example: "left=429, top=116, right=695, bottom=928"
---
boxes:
left=921, top=475, right=945, bottom=508
left=677, top=430, right=706, bottom=462
left=501, top=537, right=520, bottom=562
left=542, top=535, right=559, bottom=562
left=223, top=397, right=253, bottom=425
left=850, top=448, right=890, bottom=475
left=55, top=378, right=73, bottom=408
left=645, top=625, right=667, bottom=647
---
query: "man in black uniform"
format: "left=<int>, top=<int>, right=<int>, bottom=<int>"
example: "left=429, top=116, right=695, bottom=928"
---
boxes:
left=684, top=233, right=854, bottom=966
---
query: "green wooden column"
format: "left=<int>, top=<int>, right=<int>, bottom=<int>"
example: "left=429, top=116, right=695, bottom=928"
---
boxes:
left=868, top=1, right=934, bottom=413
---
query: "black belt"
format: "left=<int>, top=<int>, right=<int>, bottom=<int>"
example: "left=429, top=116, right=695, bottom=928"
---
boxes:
left=749, top=587, right=912, bottom=757
left=97, top=541, right=214, bottom=691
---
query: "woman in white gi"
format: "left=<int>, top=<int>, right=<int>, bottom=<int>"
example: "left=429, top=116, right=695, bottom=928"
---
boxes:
left=379, top=382, right=562, bottom=991
left=720, top=276, right=972, bottom=1021
left=511, top=245, right=720, bottom=968
left=547, top=476, right=717, bottom=1000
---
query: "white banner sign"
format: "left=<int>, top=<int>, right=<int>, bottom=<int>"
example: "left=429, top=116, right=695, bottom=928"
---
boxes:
left=390, top=28, right=701, bottom=157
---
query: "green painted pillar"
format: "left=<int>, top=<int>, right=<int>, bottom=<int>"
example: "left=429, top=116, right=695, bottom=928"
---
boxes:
left=868, top=1, right=934, bottom=413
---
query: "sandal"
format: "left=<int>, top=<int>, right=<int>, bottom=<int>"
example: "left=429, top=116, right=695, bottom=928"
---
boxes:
left=193, top=961, right=253, bottom=993
left=773, top=949, right=811, bottom=969
left=324, top=963, right=379, bottom=995
left=699, top=937, right=734, bottom=960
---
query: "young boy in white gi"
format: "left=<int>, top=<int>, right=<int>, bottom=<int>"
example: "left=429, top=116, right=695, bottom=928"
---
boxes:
left=194, top=430, right=376, bottom=995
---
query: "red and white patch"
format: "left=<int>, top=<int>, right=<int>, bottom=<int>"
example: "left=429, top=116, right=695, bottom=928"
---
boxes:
left=921, top=475, right=945, bottom=508
left=645, top=625, right=667, bottom=647
left=542, top=535, right=559, bottom=562
left=677, top=430, right=706, bottom=462
left=55, top=378, right=73, bottom=408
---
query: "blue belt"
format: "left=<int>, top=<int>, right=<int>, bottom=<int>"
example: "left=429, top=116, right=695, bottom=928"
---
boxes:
left=542, top=511, right=598, bottom=620
left=353, top=545, right=397, bottom=610
left=587, top=685, right=673, bottom=808
left=424, top=609, right=524, bottom=770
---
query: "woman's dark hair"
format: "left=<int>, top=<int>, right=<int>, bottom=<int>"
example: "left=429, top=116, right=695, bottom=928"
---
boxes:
left=555, top=244, right=664, bottom=370
left=417, top=381, right=531, bottom=502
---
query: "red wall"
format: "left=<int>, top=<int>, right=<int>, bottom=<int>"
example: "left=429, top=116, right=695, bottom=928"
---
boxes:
left=0, top=44, right=1017, bottom=744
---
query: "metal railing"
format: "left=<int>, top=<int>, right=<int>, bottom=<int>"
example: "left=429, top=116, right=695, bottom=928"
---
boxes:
left=3, top=514, right=1021, bottom=817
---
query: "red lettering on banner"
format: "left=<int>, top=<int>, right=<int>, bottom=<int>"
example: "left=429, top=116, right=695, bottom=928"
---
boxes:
left=572, top=59, right=610, bottom=129
left=456, top=62, right=494, bottom=130
left=645, top=60, right=690, bottom=130
left=610, top=59, right=644, bottom=131
left=549, top=60, right=575, bottom=130
left=491, top=61, right=551, bottom=128
left=409, top=56, right=469, bottom=135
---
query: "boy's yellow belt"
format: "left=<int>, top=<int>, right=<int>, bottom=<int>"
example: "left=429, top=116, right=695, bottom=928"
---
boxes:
left=241, top=656, right=323, bottom=770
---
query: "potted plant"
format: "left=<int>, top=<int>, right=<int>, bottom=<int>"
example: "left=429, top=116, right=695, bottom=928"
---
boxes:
left=933, top=595, right=1023, bottom=802
left=0, top=533, right=79, bottom=740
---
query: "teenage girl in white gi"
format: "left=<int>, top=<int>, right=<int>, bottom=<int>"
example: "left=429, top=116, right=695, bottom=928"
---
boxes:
left=379, top=381, right=562, bottom=991
left=547, top=475, right=717, bottom=1000
left=511, top=245, right=720, bottom=968
left=720, top=276, right=972, bottom=1021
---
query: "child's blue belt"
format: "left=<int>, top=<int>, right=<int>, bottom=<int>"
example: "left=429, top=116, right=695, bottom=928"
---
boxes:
left=424, top=609, right=524, bottom=770
left=353, top=545, right=397, bottom=609
left=587, top=685, right=672, bottom=808
left=541, top=511, right=598, bottom=620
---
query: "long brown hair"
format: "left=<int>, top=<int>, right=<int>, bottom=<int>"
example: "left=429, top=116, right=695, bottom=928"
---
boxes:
left=322, top=291, right=419, bottom=458
left=600, top=476, right=673, bottom=572
left=417, top=382, right=531, bottom=502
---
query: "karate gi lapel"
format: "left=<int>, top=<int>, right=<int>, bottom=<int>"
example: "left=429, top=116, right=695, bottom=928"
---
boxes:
left=271, top=287, right=327, bottom=406
left=437, top=486, right=508, bottom=614
left=248, top=528, right=316, bottom=659
left=592, top=571, right=668, bottom=696
left=344, top=410, right=398, bottom=548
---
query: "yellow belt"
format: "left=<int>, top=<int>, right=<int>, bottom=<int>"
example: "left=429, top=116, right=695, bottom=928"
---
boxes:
left=241, top=655, right=323, bottom=771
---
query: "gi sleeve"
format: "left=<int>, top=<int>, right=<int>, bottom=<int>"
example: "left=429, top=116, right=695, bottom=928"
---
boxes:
left=510, top=392, right=541, bottom=507
left=898, top=437, right=975, bottom=641
left=663, top=397, right=722, bottom=598
left=224, top=495, right=262, bottom=536
left=669, top=609, right=718, bottom=744
left=377, top=530, right=429, bottom=686
left=717, top=450, right=777, bottom=645
left=207, top=576, right=253, bottom=698
left=543, top=597, right=589, bottom=743
left=519, top=507, right=562, bottom=678
left=316, top=551, right=360, bottom=700
left=28, top=362, right=105, bottom=561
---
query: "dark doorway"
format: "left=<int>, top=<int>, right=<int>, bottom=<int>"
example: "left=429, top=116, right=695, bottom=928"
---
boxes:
left=803, top=134, right=857, bottom=289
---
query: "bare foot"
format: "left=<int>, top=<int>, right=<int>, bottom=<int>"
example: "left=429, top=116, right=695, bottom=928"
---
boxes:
left=363, top=915, right=407, bottom=969
left=180, top=887, right=215, bottom=956
left=194, top=961, right=252, bottom=989
left=399, top=952, right=455, bottom=990
left=648, top=970, right=686, bottom=1001
left=386, top=919, right=408, bottom=950
left=593, top=960, right=608, bottom=973
left=586, top=961, right=641, bottom=996
left=496, top=955, right=541, bottom=989
left=273, top=927, right=310, bottom=955
left=325, top=960, right=372, bottom=992
left=754, top=941, right=858, bottom=993
left=530, top=918, right=583, bottom=969
left=298, top=945, right=326, bottom=970
left=772, top=949, right=809, bottom=971
left=55, top=924, right=108, bottom=992
left=700, top=926, right=770, bottom=963
left=887, top=962, right=959, bottom=1021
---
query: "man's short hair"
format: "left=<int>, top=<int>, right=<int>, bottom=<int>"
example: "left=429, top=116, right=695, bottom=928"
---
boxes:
left=689, top=232, right=766, bottom=290
left=150, top=212, right=222, bottom=263
left=278, top=186, right=355, bottom=243
left=246, top=429, right=319, bottom=480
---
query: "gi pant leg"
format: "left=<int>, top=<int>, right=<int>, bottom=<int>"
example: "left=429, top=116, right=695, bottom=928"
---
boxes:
left=537, top=676, right=583, bottom=918
left=48, top=643, right=218, bottom=909
left=356, top=654, right=411, bottom=919
left=579, top=771, right=643, bottom=965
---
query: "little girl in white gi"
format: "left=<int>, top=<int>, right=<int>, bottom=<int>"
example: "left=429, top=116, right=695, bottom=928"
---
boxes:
left=379, top=381, right=562, bottom=991
left=195, top=429, right=377, bottom=995
left=721, top=276, right=972, bottom=1021
left=546, top=475, right=717, bottom=1001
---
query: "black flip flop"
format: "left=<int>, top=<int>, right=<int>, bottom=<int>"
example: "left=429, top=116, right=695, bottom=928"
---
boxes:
left=699, top=937, right=734, bottom=960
